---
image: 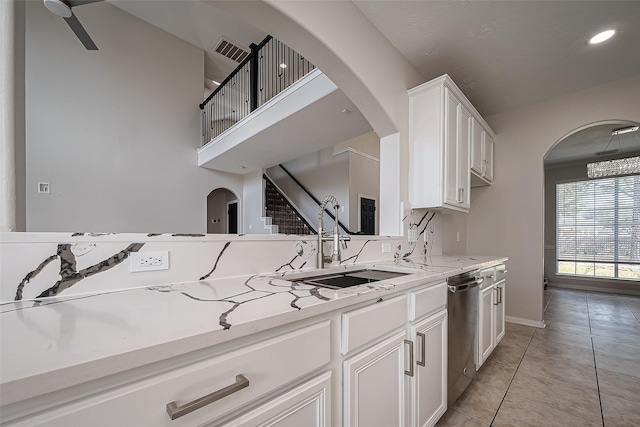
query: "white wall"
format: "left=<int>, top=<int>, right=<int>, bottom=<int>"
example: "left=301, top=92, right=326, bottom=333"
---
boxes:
left=24, top=1, right=243, bottom=233
left=348, top=151, right=380, bottom=234
left=243, top=170, right=266, bottom=234
left=468, top=74, right=640, bottom=325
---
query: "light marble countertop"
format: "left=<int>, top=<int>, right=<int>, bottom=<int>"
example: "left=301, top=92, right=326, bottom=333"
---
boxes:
left=0, top=254, right=506, bottom=406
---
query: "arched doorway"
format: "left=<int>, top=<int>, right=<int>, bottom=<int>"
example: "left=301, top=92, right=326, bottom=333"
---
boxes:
left=543, top=120, right=640, bottom=293
left=207, top=188, right=239, bottom=234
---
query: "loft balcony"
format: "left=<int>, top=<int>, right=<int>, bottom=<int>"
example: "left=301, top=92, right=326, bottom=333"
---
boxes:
left=197, top=36, right=371, bottom=174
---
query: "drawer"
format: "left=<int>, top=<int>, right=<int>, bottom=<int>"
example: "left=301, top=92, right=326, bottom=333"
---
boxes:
left=341, top=295, right=406, bottom=355
left=409, top=281, right=447, bottom=321
left=10, top=322, right=331, bottom=427
left=479, top=267, right=496, bottom=289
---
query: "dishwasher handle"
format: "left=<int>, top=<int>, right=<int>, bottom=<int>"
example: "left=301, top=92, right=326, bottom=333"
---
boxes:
left=448, top=276, right=483, bottom=293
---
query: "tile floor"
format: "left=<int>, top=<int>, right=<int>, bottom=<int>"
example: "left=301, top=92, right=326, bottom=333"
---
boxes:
left=436, top=287, right=640, bottom=427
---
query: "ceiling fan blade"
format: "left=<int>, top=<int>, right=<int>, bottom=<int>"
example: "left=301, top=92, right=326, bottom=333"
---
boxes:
left=66, top=0, right=103, bottom=7
left=63, top=13, right=98, bottom=50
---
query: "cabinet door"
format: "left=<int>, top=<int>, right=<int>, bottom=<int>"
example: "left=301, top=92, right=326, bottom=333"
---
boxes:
left=343, top=332, right=407, bottom=427
left=443, top=88, right=460, bottom=207
left=457, top=106, right=471, bottom=209
left=493, top=281, right=505, bottom=345
left=477, top=286, right=495, bottom=368
left=223, top=373, right=331, bottom=427
left=483, top=133, right=494, bottom=181
left=470, top=118, right=484, bottom=175
left=409, top=310, right=447, bottom=427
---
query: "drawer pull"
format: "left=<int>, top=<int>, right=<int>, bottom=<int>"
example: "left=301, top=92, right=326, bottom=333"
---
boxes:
left=404, top=339, right=414, bottom=377
left=166, top=374, right=249, bottom=420
left=416, top=332, right=426, bottom=367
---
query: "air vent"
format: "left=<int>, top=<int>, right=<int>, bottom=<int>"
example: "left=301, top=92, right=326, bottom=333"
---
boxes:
left=214, top=38, right=250, bottom=63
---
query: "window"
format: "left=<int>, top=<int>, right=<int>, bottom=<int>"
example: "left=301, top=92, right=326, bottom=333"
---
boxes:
left=556, top=175, right=640, bottom=280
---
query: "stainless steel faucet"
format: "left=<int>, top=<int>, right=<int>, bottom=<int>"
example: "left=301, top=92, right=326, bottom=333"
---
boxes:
left=317, top=195, right=351, bottom=268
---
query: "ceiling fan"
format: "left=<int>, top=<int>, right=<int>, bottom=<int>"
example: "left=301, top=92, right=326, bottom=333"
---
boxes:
left=43, top=0, right=103, bottom=50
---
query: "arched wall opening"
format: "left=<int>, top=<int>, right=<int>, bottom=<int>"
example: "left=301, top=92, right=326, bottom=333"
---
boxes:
left=543, top=120, right=640, bottom=294
left=207, top=188, right=240, bottom=234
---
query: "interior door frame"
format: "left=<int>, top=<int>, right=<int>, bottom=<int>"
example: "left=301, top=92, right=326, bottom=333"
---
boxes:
left=226, top=200, right=239, bottom=234
left=357, top=193, right=377, bottom=235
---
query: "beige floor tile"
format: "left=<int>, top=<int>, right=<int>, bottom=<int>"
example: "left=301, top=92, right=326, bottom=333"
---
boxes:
left=532, top=326, right=593, bottom=349
left=474, top=358, right=517, bottom=392
left=486, top=343, right=525, bottom=368
left=504, top=322, right=536, bottom=337
left=493, top=394, right=602, bottom=427
left=588, top=305, right=637, bottom=319
left=451, top=380, right=504, bottom=424
left=543, top=319, right=592, bottom=335
left=589, top=312, right=639, bottom=326
left=595, top=352, right=640, bottom=379
left=598, top=369, right=640, bottom=404
left=435, top=409, right=488, bottom=426
left=592, top=336, right=640, bottom=359
left=507, top=369, right=601, bottom=423
left=590, top=319, right=640, bottom=337
left=544, top=306, right=590, bottom=320
left=546, top=300, right=589, bottom=311
left=499, top=331, right=532, bottom=350
left=527, top=335, right=595, bottom=367
left=519, top=351, right=597, bottom=390
left=590, top=328, right=640, bottom=345
left=544, top=312, right=591, bottom=328
left=601, top=393, right=640, bottom=427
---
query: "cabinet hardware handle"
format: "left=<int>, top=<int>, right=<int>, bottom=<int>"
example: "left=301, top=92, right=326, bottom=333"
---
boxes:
left=498, top=269, right=508, bottom=274
left=416, top=332, right=426, bottom=367
left=499, top=287, right=503, bottom=304
left=166, top=374, right=249, bottom=420
left=404, top=339, right=414, bottom=377
left=493, top=287, right=499, bottom=305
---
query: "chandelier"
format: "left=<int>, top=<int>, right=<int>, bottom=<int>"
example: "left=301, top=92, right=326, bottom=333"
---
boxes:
left=587, top=126, right=640, bottom=178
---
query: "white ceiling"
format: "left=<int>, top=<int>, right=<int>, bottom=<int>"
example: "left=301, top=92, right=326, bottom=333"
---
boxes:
left=353, top=0, right=640, bottom=117
left=105, top=0, right=640, bottom=165
left=545, top=123, right=640, bottom=165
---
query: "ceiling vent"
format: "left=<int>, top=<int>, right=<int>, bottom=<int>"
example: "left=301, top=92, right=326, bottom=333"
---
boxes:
left=214, top=38, right=250, bottom=63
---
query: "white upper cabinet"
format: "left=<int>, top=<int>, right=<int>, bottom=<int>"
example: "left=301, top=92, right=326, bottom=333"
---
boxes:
left=470, top=117, right=495, bottom=187
left=409, top=75, right=495, bottom=211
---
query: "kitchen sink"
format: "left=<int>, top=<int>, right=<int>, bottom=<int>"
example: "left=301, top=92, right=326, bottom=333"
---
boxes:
left=290, top=269, right=409, bottom=289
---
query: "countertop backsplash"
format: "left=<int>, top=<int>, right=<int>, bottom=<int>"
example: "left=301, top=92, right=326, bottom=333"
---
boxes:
left=0, top=209, right=442, bottom=303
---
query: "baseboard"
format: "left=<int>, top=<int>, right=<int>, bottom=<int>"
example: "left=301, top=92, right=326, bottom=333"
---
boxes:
left=549, top=282, right=640, bottom=296
left=505, top=315, right=546, bottom=329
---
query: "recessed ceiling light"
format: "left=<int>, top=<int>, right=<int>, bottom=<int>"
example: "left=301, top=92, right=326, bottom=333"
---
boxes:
left=589, top=29, right=615, bottom=45
left=279, top=63, right=287, bottom=69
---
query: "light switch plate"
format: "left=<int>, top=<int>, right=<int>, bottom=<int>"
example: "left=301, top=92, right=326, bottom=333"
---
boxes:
left=381, top=243, right=392, bottom=253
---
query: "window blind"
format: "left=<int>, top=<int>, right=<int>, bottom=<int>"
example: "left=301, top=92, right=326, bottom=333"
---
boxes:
left=556, top=175, right=640, bottom=280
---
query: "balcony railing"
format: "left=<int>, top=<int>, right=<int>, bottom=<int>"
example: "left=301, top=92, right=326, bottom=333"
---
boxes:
left=200, top=36, right=316, bottom=145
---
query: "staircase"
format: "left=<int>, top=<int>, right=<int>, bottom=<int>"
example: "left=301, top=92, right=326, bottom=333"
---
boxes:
left=264, top=177, right=314, bottom=235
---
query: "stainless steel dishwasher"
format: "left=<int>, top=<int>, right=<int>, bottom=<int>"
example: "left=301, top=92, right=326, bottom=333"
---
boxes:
left=447, top=270, right=483, bottom=405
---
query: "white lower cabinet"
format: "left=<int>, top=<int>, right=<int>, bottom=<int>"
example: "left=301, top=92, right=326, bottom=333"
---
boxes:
left=477, top=273, right=507, bottom=369
left=494, top=280, right=506, bottom=344
left=478, top=284, right=495, bottom=367
left=343, top=332, right=407, bottom=427
left=224, top=372, right=331, bottom=427
left=408, top=310, right=447, bottom=427
left=7, top=322, right=331, bottom=427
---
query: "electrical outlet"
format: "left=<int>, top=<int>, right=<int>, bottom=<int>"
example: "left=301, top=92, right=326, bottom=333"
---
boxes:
left=130, top=251, right=169, bottom=272
left=381, top=243, right=391, bottom=253
left=408, top=229, right=418, bottom=243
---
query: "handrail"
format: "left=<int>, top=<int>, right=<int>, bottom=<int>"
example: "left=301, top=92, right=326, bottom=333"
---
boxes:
left=263, top=174, right=317, bottom=234
left=278, top=164, right=351, bottom=235
left=199, top=35, right=273, bottom=110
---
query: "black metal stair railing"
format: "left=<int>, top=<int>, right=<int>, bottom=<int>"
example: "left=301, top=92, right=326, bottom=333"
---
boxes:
left=200, top=36, right=316, bottom=145
left=263, top=174, right=316, bottom=235
left=278, top=164, right=352, bottom=235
